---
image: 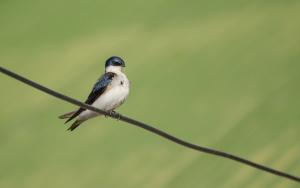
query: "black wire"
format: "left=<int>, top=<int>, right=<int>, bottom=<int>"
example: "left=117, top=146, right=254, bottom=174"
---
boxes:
left=1, top=65, right=299, bottom=183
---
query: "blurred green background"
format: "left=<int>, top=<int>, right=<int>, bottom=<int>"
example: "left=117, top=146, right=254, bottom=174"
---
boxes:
left=1, top=0, right=300, bottom=187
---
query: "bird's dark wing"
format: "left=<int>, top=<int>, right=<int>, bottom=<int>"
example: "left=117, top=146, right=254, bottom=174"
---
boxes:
left=65, top=72, right=116, bottom=123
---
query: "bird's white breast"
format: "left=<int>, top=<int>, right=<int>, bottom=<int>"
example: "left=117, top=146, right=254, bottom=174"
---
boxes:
left=94, top=72, right=130, bottom=111
left=78, top=71, right=130, bottom=121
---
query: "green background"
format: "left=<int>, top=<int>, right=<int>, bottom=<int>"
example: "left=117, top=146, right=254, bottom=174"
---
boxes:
left=1, top=1, right=300, bottom=187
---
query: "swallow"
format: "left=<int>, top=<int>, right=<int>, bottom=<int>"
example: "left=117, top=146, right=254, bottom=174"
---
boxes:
left=59, top=56, right=130, bottom=131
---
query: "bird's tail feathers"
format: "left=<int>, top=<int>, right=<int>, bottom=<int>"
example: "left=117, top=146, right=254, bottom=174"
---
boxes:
left=67, top=120, right=84, bottom=131
left=59, top=111, right=76, bottom=119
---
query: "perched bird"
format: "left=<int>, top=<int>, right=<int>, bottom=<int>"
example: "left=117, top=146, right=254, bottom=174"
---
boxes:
left=59, top=56, right=130, bottom=131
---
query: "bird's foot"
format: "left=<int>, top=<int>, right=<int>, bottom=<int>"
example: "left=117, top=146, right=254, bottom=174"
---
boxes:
left=104, top=111, right=112, bottom=118
left=105, top=110, right=115, bottom=118
left=108, top=110, right=121, bottom=121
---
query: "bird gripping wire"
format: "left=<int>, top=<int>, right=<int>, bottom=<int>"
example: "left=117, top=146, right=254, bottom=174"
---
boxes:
left=0, top=65, right=299, bottom=183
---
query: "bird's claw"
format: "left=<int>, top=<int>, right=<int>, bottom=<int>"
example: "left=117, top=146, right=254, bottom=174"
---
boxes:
left=105, top=111, right=121, bottom=120
left=110, top=111, right=121, bottom=121
left=104, top=111, right=112, bottom=118
left=109, top=110, right=116, bottom=116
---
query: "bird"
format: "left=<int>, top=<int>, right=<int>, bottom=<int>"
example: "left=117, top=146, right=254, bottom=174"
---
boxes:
left=59, top=56, right=130, bottom=131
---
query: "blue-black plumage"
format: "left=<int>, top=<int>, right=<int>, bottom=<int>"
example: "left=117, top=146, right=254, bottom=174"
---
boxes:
left=105, top=56, right=125, bottom=68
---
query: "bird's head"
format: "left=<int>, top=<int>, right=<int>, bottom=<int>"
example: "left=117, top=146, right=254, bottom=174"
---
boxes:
left=105, top=56, right=126, bottom=73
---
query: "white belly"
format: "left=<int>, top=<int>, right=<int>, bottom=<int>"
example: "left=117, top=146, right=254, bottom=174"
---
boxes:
left=93, top=84, right=129, bottom=111
left=78, top=72, right=129, bottom=121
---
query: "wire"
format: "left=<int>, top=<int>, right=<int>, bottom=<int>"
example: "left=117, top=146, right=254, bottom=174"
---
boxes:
left=1, top=65, right=299, bottom=183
